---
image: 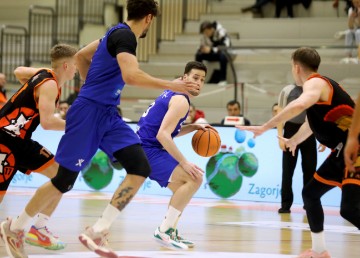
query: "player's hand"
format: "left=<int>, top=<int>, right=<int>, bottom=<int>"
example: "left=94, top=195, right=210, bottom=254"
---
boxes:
left=235, top=125, right=266, bottom=138
left=180, top=160, right=204, bottom=180
left=171, top=80, right=200, bottom=96
left=195, top=124, right=218, bottom=133
left=344, top=137, right=359, bottom=172
left=318, top=143, right=327, bottom=152
left=278, top=136, right=297, bottom=156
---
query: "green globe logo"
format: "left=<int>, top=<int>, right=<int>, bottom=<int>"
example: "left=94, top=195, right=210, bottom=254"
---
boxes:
left=81, top=151, right=114, bottom=190
left=237, top=152, right=258, bottom=177
left=205, top=129, right=259, bottom=199
left=206, top=153, right=243, bottom=198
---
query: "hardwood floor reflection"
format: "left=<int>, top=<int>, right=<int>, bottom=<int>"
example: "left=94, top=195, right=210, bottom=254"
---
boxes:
left=0, top=188, right=358, bottom=257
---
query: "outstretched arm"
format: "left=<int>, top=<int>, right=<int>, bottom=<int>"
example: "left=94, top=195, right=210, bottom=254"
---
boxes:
left=344, top=93, right=360, bottom=171
left=117, top=52, right=199, bottom=95
left=237, top=78, right=324, bottom=137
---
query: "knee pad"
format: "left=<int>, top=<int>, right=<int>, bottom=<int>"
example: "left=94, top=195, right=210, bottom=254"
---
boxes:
left=113, top=144, right=151, bottom=178
left=51, top=166, right=80, bottom=193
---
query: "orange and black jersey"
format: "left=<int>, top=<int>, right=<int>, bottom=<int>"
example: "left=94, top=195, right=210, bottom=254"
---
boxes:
left=0, top=69, right=60, bottom=139
left=306, top=73, right=355, bottom=149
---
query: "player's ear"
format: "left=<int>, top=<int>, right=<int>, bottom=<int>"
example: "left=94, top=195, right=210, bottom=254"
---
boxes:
left=146, top=14, right=153, bottom=24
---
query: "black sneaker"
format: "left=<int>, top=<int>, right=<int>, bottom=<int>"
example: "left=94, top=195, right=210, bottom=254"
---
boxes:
left=278, top=208, right=291, bottom=214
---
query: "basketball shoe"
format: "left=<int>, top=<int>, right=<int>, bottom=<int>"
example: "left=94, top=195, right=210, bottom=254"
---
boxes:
left=175, top=229, right=194, bottom=248
left=0, top=217, right=27, bottom=258
left=153, top=227, right=188, bottom=250
left=78, top=226, right=117, bottom=258
left=297, top=249, right=331, bottom=258
left=25, top=225, right=66, bottom=250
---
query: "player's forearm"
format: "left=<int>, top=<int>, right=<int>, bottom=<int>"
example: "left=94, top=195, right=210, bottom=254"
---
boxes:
left=124, top=69, right=172, bottom=90
left=157, top=133, right=187, bottom=164
left=14, top=67, right=44, bottom=85
left=177, top=124, right=198, bottom=136
left=290, top=122, right=313, bottom=146
left=264, top=101, right=306, bottom=130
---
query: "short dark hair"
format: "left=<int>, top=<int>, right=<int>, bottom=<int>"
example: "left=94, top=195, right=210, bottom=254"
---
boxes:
left=291, top=47, right=321, bottom=72
left=184, top=61, right=207, bottom=75
left=199, top=20, right=214, bottom=33
left=227, top=100, right=240, bottom=108
left=127, top=0, right=159, bottom=21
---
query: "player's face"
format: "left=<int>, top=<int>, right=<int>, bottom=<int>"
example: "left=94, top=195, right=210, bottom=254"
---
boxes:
left=140, top=15, right=153, bottom=38
left=65, top=57, right=77, bottom=80
left=183, top=68, right=206, bottom=96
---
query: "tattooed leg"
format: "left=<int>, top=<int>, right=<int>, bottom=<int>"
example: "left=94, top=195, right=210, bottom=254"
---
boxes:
left=110, top=174, right=145, bottom=211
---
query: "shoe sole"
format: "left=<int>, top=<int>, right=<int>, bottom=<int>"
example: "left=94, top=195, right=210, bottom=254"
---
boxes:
left=79, top=234, right=117, bottom=258
left=180, top=241, right=194, bottom=248
left=153, top=236, right=188, bottom=251
left=25, top=238, right=66, bottom=250
left=1, top=220, right=26, bottom=258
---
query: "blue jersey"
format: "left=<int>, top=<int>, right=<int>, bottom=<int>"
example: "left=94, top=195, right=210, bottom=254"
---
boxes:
left=78, top=23, right=133, bottom=106
left=136, top=90, right=190, bottom=148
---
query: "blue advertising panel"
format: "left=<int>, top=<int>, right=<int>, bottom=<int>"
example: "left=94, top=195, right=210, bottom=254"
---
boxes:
left=9, top=124, right=341, bottom=207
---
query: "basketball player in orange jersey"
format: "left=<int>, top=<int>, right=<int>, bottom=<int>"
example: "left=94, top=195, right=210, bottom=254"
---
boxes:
left=0, top=44, right=77, bottom=256
left=136, top=61, right=214, bottom=250
left=237, top=47, right=359, bottom=258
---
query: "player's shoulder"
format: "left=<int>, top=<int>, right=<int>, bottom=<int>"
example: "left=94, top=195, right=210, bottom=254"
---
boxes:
left=169, top=93, right=189, bottom=108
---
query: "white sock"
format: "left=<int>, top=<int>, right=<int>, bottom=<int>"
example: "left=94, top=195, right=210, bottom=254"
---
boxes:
left=10, top=210, right=33, bottom=232
left=311, top=231, right=326, bottom=253
left=159, top=206, right=181, bottom=232
left=92, top=204, right=120, bottom=232
left=33, top=213, right=50, bottom=229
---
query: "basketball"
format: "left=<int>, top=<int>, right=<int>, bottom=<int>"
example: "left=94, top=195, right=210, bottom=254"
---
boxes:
left=192, top=128, right=221, bottom=157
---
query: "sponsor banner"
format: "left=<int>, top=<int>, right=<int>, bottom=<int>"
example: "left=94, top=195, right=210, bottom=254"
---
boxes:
left=10, top=124, right=340, bottom=206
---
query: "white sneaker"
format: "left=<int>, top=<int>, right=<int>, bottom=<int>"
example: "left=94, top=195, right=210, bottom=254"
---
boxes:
left=78, top=226, right=117, bottom=258
left=153, top=227, right=188, bottom=250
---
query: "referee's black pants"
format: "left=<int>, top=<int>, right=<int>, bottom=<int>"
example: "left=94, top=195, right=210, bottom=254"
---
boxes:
left=280, top=121, right=317, bottom=210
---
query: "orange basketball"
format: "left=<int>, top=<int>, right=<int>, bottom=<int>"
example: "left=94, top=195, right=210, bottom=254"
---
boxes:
left=192, top=128, right=221, bottom=157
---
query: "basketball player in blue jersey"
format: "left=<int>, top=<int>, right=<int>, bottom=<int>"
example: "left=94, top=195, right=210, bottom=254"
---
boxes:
left=0, top=1, right=200, bottom=258
left=237, top=47, right=359, bottom=258
left=137, top=61, right=211, bottom=250
left=0, top=44, right=77, bottom=257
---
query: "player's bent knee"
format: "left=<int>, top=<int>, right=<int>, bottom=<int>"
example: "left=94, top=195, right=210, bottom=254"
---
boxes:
left=51, top=165, right=80, bottom=193
left=39, top=163, right=59, bottom=179
left=113, top=144, right=151, bottom=178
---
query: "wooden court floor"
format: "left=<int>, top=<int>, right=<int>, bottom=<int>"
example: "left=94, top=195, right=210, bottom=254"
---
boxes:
left=0, top=188, right=359, bottom=258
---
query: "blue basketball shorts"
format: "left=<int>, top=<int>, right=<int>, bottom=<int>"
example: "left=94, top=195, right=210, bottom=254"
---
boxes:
left=142, top=146, right=179, bottom=187
left=55, top=97, right=140, bottom=171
